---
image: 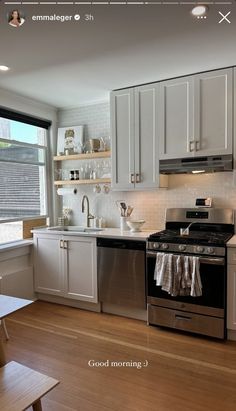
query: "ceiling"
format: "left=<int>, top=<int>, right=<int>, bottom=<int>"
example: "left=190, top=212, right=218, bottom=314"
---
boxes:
left=0, top=3, right=235, bottom=108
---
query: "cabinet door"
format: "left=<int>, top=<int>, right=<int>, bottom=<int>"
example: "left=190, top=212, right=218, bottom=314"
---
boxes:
left=64, top=236, right=97, bottom=303
left=158, top=76, right=194, bottom=159
left=134, top=84, right=159, bottom=189
left=111, top=89, right=135, bottom=190
left=34, top=235, right=63, bottom=296
left=194, top=69, right=232, bottom=156
left=227, top=264, right=236, bottom=330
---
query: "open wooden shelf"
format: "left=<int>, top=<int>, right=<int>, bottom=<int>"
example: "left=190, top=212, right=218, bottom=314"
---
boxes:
left=54, top=178, right=111, bottom=186
left=54, top=151, right=111, bottom=161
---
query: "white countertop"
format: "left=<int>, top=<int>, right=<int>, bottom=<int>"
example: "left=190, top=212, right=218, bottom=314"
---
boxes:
left=32, top=227, right=160, bottom=241
left=227, top=235, right=236, bottom=247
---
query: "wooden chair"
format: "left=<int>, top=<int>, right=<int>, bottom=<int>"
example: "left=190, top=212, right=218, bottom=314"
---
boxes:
left=0, top=277, right=10, bottom=340
left=0, top=361, right=59, bottom=410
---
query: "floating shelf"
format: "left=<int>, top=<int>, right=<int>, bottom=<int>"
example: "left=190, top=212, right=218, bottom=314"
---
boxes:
left=54, top=151, right=111, bottom=161
left=54, top=178, right=111, bottom=186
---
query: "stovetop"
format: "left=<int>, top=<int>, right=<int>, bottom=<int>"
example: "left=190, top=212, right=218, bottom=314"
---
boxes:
left=148, top=229, right=233, bottom=246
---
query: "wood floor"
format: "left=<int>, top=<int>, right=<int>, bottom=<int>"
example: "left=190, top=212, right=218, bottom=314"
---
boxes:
left=1, top=301, right=236, bottom=411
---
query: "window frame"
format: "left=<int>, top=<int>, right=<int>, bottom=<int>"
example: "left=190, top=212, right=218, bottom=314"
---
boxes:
left=0, top=110, right=51, bottom=226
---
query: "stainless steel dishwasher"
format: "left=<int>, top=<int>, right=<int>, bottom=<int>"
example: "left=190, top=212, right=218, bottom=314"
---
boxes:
left=97, top=238, right=146, bottom=309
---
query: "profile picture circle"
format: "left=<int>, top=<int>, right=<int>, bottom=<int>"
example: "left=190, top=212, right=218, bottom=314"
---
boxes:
left=8, top=10, right=25, bottom=27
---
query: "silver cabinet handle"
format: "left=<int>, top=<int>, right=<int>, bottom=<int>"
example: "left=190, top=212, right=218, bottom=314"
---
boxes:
left=130, top=173, right=135, bottom=184
left=64, top=240, right=68, bottom=249
left=189, top=141, right=195, bottom=152
left=136, top=173, right=141, bottom=183
left=60, top=240, right=64, bottom=249
left=195, top=140, right=200, bottom=151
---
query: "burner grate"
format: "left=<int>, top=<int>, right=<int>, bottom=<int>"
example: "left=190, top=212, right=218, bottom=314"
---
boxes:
left=148, top=229, right=233, bottom=245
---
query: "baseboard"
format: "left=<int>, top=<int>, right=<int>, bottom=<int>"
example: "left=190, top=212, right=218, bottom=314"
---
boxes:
left=36, top=293, right=101, bottom=312
left=227, top=329, right=236, bottom=341
left=102, top=302, right=147, bottom=321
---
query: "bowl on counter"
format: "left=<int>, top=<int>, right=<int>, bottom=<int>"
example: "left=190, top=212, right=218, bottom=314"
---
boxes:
left=127, top=220, right=145, bottom=232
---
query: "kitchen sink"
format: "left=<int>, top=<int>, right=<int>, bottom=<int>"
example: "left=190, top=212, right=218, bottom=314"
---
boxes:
left=47, top=226, right=104, bottom=233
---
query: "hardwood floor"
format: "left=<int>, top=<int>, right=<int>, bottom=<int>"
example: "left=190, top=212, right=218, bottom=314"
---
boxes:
left=1, top=301, right=236, bottom=411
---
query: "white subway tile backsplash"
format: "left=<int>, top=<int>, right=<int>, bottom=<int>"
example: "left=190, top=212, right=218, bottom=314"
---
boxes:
left=57, top=103, right=236, bottom=230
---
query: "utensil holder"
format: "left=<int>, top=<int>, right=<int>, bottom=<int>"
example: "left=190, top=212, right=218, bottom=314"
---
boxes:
left=120, top=217, right=130, bottom=231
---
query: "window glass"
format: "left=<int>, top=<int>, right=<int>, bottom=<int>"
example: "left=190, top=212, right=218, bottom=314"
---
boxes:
left=0, top=117, right=46, bottom=146
left=0, top=115, right=48, bottom=244
left=0, top=162, right=46, bottom=218
left=0, top=144, right=45, bottom=163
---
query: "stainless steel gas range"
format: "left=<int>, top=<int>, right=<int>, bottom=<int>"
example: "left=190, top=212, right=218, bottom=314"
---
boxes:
left=146, top=208, right=234, bottom=339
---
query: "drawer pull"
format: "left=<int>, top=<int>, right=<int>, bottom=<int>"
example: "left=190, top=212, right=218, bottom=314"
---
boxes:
left=175, top=315, right=192, bottom=321
left=189, top=141, right=195, bottom=152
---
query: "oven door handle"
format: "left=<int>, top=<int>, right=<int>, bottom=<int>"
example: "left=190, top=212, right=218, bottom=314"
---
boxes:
left=147, top=251, right=225, bottom=265
left=199, top=257, right=225, bottom=265
left=146, top=251, right=159, bottom=258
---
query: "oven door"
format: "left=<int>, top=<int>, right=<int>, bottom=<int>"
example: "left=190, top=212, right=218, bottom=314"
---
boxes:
left=146, top=251, right=226, bottom=317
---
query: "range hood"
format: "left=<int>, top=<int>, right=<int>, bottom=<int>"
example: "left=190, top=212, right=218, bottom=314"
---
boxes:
left=159, top=154, right=233, bottom=174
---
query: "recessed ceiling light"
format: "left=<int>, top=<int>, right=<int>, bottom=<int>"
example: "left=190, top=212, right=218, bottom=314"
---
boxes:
left=191, top=5, right=208, bottom=17
left=0, top=65, right=10, bottom=72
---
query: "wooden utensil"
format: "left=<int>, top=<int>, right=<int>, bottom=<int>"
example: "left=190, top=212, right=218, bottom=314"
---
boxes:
left=127, top=206, right=133, bottom=217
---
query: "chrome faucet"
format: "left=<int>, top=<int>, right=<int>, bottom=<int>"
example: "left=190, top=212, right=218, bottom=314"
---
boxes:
left=81, top=195, right=94, bottom=227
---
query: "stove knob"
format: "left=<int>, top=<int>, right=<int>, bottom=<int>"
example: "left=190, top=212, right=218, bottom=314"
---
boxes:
left=196, top=246, right=204, bottom=253
left=207, top=247, right=214, bottom=254
left=153, top=243, right=160, bottom=250
left=162, top=243, right=169, bottom=250
left=179, top=245, right=186, bottom=252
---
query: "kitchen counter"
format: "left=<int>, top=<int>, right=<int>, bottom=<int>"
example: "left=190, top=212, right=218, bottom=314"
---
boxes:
left=226, top=235, right=236, bottom=247
left=32, top=227, right=160, bottom=241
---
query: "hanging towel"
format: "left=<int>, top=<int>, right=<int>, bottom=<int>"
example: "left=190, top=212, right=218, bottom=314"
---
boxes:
left=154, top=253, right=182, bottom=296
left=154, top=253, right=202, bottom=297
left=154, top=253, right=169, bottom=286
left=190, top=256, right=202, bottom=297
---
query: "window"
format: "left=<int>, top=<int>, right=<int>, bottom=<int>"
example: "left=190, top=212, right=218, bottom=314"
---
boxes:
left=0, top=109, right=51, bottom=244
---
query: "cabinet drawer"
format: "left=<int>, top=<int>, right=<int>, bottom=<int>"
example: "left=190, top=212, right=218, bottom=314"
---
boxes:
left=227, top=248, right=236, bottom=264
left=148, top=304, right=224, bottom=338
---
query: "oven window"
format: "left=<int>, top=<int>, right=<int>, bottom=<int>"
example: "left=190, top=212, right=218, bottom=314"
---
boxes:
left=147, top=257, right=225, bottom=309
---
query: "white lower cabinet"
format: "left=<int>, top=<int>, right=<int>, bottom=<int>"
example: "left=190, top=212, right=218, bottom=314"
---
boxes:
left=64, top=236, right=97, bottom=302
left=227, top=248, right=236, bottom=331
left=227, top=265, right=236, bottom=330
left=34, top=234, right=97, bottom=303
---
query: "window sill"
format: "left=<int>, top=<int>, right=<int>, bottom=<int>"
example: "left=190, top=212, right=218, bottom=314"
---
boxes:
left=0, top=239, right=33, bottom=253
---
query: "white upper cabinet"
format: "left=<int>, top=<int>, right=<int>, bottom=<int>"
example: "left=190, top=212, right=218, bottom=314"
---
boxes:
left=194, top=69, right=233, bottom=156
left=111, top=84, right=167, bottom=190
left=111, top=88, right=135, bottom=190
left=159, top=68, right=233, bottom=159
left=134, top=84, right=160, bottom=189
left=158, top=77, right=194, bottom=159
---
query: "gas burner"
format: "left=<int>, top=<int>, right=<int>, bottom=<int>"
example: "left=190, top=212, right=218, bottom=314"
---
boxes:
left=149, top=229, right=233, bottom=246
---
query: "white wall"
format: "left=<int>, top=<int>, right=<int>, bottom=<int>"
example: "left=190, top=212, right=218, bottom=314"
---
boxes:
left=58, top=102, right=236, bottom=230
left=58, top=101, right=110, bottom=140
